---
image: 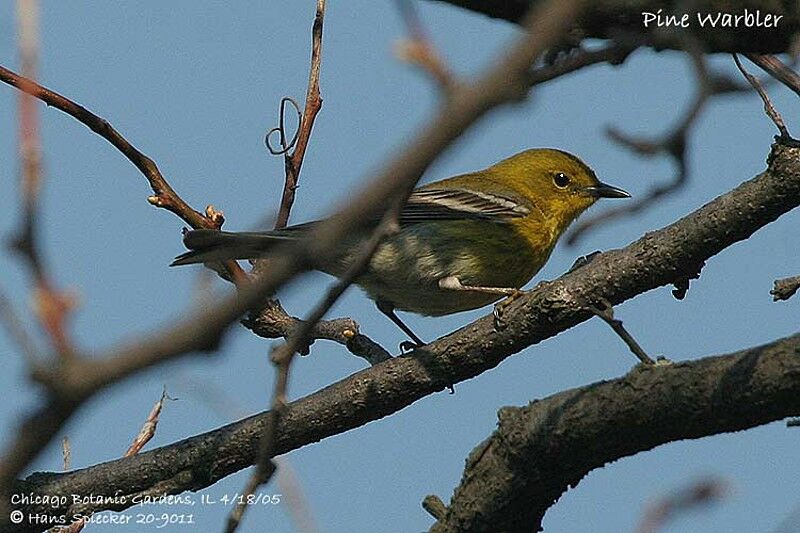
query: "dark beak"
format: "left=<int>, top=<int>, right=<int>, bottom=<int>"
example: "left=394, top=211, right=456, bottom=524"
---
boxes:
left=585, top=182, right=630, bottom=199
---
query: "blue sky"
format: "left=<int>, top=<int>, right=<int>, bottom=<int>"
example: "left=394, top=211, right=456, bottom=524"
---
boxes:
left=1, top=2, right=798, bottom=532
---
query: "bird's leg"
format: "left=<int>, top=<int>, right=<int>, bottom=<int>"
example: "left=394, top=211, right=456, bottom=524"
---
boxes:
left=438, top=276, right=524, bottom=330
left=376, top=300, right=426, bottom=350
left=375, top=301, right=454, bottom=393
left=438, top=275, right=521, bottom=297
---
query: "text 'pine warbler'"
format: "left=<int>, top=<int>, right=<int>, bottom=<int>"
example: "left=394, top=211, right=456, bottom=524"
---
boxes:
left=172, top=149, right=629, bottom=344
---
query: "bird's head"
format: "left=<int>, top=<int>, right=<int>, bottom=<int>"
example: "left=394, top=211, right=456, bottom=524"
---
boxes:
left=490, top=148, right=629, bottom=229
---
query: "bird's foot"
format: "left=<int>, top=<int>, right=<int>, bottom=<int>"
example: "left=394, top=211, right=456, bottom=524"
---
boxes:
left=493, top=289, right=525, bottom=331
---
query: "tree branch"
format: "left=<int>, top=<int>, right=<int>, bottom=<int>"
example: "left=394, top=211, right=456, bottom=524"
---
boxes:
left=273, top=0, right=326, bottom=230
left=242, top=300, right=391, bottom=364
left=5, top=139, right=799, bottom=532
left=745, top=53, right=800, bottom=97
left=0, top=64, right=247, bottom=284
left=431, top=333, right=800, bottom=532
left=425, top=0, right=800, bottom=53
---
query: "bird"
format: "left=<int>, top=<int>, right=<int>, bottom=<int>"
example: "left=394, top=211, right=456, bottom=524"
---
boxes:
left=172, top=148, right=629, bottom=345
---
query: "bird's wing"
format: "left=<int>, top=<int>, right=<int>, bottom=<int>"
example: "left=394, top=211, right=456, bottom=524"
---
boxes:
left=400, top=188, right=531, bottom=223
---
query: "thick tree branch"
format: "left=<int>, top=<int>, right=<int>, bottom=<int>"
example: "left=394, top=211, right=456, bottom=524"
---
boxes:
left=430, top=333, right=800, bottom=533
left=5, top=139, right=799, bottom=532
left=426, top=0, right=800, bottom=53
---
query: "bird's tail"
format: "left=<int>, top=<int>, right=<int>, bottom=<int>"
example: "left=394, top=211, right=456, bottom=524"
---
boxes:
left=170, top=229, right=298, bottom=266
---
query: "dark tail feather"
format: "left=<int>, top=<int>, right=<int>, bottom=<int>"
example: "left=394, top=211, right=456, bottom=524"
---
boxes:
left=170, top=229, right=295, bottom=266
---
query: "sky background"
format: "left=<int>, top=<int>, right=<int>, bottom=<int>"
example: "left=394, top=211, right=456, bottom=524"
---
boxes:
left=1, top=2, right=799, bottom=532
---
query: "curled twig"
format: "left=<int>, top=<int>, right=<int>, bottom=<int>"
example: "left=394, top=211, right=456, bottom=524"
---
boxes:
left=227, top=2, right=328, bottom=531
left=265, top=97, right=302, bottom=155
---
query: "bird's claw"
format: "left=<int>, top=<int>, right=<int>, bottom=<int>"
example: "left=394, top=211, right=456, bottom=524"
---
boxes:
left=493, top=289, right=524, bottom=331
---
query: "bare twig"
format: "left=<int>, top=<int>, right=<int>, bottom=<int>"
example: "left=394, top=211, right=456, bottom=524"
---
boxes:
left=394, top=0, right=456, bottom=92
left=52, top=438, right=80, bottom=533
left=745, top=53, right=800, bottom=98
left=772, top=275, right=800, bottom=301
left=273, top=0, right=327, bottom=230
left=585, top=298, right=655, bottom=365
left=567, top=44, right=739, bottom=246
left=243, top=300, right=392, bottom=364
left=16, top=0, right=41, bottom=212
left=125, top=387, right=171, bottom=457
left=51, top=438, right=84, bottom=532
left=636, top=478, right=728, bottom=533
left=0, top=64, right=247, bottom=284
left=249, top=0, right=341, bottom=371
left=734, top=54, right=793, bottom=139
left=11, top=0, right=79, bottom=361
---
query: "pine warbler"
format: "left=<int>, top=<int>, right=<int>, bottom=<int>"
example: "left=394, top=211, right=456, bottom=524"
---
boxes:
left=172, top=149, right=629, bottom=344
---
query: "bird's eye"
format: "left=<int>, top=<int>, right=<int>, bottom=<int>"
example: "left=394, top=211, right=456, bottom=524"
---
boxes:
left=553, top=172, right=570, bottom=188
